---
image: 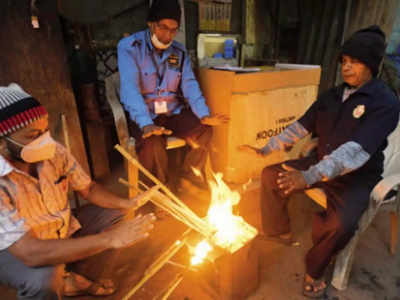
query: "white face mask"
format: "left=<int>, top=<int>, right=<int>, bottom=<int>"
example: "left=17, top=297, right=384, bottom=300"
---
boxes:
left=151, top=33, right=173, bottom=50
left=6, top=131, right=56, bottom=163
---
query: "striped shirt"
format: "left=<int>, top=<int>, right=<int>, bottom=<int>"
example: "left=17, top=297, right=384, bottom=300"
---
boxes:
left=0, top=143, right=91, bottom=250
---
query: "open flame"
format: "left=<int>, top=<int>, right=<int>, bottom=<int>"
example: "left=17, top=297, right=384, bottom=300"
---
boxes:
left=190, top=172, right=258, bottom=265
left=191, top=240, right=213, bottom=266
left=207, top=173, right=241, bottom=247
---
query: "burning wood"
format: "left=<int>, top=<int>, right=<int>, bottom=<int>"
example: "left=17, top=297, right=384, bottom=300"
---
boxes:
left=189, top=172, right=258, bottom=265
left=115, top=144, right=258, bottom=299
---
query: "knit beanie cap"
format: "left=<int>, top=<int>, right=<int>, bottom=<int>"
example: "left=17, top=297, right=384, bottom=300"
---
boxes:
left=0, top=84, right=48, bottom=137
left=340, top=25, right=386, bottom=77
left=147, top=0, right=181, bottom=25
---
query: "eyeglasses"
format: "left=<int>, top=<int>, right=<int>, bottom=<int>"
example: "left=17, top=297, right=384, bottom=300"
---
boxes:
left=155, top=22, right=179, bottom=35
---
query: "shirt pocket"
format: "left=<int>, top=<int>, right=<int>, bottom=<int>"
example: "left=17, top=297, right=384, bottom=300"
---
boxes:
left=140, top=68, right=158, bottom=95
left=165, top=69, right=182, bottom=92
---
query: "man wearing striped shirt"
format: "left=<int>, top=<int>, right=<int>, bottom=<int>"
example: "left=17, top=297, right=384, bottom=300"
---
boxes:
left=241, top=25, right=400, bottom=297
left=0, top=84, right=155, bottom=299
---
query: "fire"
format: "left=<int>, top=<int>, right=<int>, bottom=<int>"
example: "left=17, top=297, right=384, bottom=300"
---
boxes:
left=190, top=172, right=258, bottom=265
left=191, top=166, right=204, bottom=181
left=191, top=240, right=213, bottom=266
left=207, top=173, right=241, bottom=247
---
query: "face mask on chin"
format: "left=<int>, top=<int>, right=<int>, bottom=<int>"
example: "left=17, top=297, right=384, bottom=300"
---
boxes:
left=151, top=33, right=172, bottom=50
left=5, top=131, right=56, bottom=163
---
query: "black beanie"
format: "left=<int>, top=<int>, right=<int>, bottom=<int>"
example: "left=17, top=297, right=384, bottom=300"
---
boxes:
left=148, top=0, right=181, bottom=25
left=340, top=25, right=386, bottom=77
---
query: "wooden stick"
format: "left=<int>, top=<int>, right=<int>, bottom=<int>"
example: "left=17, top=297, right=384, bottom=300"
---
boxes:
left=122, top=230, right=190, bottom=300
left=139, top=180, right=150, bottom=190
left=145, top=237, right=188, bottom=275
left=150, top=194, right=209, bottom=235
left=151, top=192, right=213, bottom=237
left=166, top=260, right=197, bottom=272
left=118, top=175, right=214, bottom=238
left=160, top=273, right=184, bottom=300
left=115, top=145, right=212, bottom=231
left=119, top=178, right=141, bottom=192
left=115, top=144, right=192, bottom=210
left=61, top=114, right=70, bottom=150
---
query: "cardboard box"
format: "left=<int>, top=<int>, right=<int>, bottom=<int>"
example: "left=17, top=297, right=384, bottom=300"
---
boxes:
left=199, top=67, right=321, bottom=183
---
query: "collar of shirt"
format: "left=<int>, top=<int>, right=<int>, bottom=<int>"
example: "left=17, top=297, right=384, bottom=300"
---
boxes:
left=0, top=155, right=14, bottom=177
left=342, top=86, right=358, bottom=102
left=145, top=29, right=175, bottom=64
left=0, top=154, right=41, bottom=184
left=336, top=78, right=383, bottom=101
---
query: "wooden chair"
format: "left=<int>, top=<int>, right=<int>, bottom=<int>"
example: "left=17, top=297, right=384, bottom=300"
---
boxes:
left=105, top=72, right=187, bottom=197
left=304, top=120, right=400, bottom=290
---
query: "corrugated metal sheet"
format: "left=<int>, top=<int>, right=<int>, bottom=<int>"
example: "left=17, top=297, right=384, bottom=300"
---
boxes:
left=295, top=0, right=399, bottom=91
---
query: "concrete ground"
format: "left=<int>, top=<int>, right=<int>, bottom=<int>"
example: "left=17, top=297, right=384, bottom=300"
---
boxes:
left=1, top=163, right=400, bottom=300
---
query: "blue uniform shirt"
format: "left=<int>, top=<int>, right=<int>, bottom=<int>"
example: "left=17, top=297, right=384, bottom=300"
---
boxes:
left=118, top=29, right=210, bottom=129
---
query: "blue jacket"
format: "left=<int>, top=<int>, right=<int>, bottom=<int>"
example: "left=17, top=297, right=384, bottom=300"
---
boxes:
left=118, top=29, right=210, bottom=128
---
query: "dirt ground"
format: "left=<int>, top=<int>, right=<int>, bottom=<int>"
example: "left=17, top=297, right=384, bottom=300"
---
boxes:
left=1, top=163, right=400, bottom=300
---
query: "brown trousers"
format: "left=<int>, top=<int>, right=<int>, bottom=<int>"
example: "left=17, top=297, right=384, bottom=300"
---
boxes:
left=128, top=108, right=213, bottom=185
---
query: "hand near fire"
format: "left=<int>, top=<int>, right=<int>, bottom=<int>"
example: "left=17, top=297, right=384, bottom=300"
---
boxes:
left=277, top=164, right=308, bottom=195
left=105, top=213, right=156, bottom=249
left=237, top=144, right=274, bottom=156
left=201, top=114, right=230, bottom=126
left=142, top=124, right=172, bottom=138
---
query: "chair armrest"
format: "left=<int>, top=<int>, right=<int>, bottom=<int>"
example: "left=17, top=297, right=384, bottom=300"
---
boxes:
left=299, top=138, right=318, bottom=158
left=105, top=73, right=130, bottom=148
left=371, top=173, right=400, bottom=206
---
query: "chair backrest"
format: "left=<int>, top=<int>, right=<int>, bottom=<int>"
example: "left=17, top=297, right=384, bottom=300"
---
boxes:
left=383, top=119, right=400, bottom=177
left=105, top=72, right=130, bottom=148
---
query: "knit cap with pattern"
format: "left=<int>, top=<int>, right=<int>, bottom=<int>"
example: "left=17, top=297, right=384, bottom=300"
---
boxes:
left=0, top=84, right=48, bottom=137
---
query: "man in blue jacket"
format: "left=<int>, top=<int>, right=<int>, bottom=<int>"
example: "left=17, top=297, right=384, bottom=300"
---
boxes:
left=118, top=0, right=228, bottom=188
left=242, top=25, right=400, bottom=298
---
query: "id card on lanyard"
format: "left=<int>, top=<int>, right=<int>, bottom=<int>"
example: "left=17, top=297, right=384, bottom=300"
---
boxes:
left=150, top=51, right=168, bottom=114
left=154, top=101, right=168, bottom=114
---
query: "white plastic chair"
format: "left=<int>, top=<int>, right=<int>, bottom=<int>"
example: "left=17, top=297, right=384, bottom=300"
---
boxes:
left=304, top=120, right=400, bottom=290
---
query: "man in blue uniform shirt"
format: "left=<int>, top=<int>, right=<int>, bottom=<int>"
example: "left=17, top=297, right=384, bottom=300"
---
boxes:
left=241, top=25, right=400, bottom=298
left=118, top=0, right=228, bottom=187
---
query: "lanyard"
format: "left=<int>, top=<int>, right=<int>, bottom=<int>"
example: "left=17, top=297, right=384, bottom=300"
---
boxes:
left=149, top=50, right=166, bottom=95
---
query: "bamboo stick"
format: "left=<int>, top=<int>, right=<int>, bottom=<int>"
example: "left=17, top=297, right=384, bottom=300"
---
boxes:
left=160, top=274, right=184, bottom=300
left=122, top=230, right=190, bottom=300
left=118, top=178, right=199, bottom=231
left=166, top=260, right=197, bottom=272
left=151, top=194, right=210, bottom=236
left=119, top=178, right=141, bottom=192
left=118, top=173, right=215, bottom=238
left=115, top=145, right=213, bottom=233
left=151, top=192, right=213, bottom=237
left=139, top=180, right=150, bottom=190
left=61, top=114, right=70, bottom=150
left=115, top=144, right=194, bottom=210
